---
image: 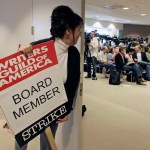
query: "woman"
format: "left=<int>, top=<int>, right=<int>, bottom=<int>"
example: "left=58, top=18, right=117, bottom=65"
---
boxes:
left=4, top=5, right=83, bottom=150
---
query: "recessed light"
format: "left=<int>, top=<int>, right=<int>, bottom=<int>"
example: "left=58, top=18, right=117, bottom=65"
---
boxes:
left=141, top=14, right=146, bottom=16
left=123, top=7, right=129, bottom=10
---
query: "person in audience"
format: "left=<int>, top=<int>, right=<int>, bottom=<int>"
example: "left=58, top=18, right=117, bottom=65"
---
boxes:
left=97, top=46, right=115, bottom=77
left=126, top=49, right=146, bottom=82
left=145, top=46, right=150, bottom=62
left=133, top=45, right=150, bottom=81
left=127, top=38, right=138, bottom=50
left=126, top=48, right=136, bottom=65
left=85, top=31, right=99, bottom=80
left=107, top=47, right=115, bottom=63
left=114, top=46, right=119, bottom=56
left=115, top=47, right=146, bottom=85
left=103, top=39, right=110, bottom=49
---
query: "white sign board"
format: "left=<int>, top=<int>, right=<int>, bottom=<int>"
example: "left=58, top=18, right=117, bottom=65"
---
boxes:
left=0, top=41, right=67, bottom=147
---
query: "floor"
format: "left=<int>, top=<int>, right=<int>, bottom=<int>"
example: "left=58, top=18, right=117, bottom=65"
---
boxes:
left=81, top=73, right=150, bottom=150
left=0, top=73, right=150, bottom=150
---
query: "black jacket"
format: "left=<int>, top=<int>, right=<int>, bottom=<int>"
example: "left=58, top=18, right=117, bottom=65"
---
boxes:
left=115, top=53, right=127, bottom=71
left=31, top=38, right=80, bottom=115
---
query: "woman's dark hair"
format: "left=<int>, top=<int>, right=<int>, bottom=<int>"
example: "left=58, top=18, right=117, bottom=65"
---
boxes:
left=126, top=48, right=134, bottom=53
left=50, top=5, right=83, bottom=38
left=109, top=48, right=114, bottom=53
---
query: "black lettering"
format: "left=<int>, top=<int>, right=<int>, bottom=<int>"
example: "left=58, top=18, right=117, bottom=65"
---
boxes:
left=52, top=87, right=60, bottom=96
left=21, top=89, right=30, bottom=99
left=44, top=77, right=52, bottom=87
left=37, top=81, right=45, bottom=91
left=12, top=94, right=21, bottom=104
left=39, top=95, right=46, bottom=104
left=30, top=98, right=40, bottom=109
left=46, top=90, right=53, bottom=100
left=31, top=86, right=38, bottom=96
left=13, top=108, right=24, bottom=119
left=23, top=103, right=31, bottom=114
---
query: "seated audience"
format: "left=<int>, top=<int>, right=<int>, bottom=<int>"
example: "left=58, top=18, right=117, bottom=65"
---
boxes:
left=145, top=46, right=150, bottom=62
left=133, top=45, right=150, bottom=80
left=115, top=47, right=146, bottom=85
left=97, top=46, right=116, bottom=76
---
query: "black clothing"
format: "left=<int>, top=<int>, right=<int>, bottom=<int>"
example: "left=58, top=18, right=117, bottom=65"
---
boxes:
left=115, top=53, right=127, bottom=72
left=132, top=51, right=148, bottom=62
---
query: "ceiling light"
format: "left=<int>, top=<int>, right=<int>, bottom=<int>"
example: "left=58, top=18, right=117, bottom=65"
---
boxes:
left=104, top=4, right=122, bottom=9
left=123, top=7, right=129, bottom=10
left=140, top=14, right=146, bottom=16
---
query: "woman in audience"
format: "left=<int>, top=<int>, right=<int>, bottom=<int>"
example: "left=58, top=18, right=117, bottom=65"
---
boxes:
left=107, top=47, right=115, bottom=63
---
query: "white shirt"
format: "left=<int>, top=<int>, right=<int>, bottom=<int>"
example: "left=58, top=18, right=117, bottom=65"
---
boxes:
left=97, top=51, right=107, bottom=63
left=89, top=37, right=98, bottom=58
left=137, top=52, right=142, bottom=62
left=54, top=38, right=69, bottom=84
left=126, top=54, right=134, bottom=63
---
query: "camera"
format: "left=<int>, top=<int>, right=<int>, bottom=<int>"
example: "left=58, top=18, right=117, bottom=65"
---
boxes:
left=85, top=36, right=91, bottom=44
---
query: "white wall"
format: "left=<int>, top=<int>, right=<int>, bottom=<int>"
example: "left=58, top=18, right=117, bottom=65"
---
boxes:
left=0, top=0, right=33, bottom=58
left=85, top=18, right=123, bottom=37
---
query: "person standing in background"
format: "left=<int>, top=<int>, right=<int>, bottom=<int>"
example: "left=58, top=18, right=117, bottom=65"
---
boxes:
left=85, top=31, right=99, bottom=80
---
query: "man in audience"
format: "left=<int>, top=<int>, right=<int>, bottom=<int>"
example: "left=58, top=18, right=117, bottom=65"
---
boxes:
left=133, top=45, right=150, bottom=81
left=115, top=47, right=146, bottom=85
left=127, top=38, right=138, bottom=50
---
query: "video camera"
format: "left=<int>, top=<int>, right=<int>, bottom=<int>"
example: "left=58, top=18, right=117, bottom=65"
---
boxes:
left=84, top=36, right=91, bottom=44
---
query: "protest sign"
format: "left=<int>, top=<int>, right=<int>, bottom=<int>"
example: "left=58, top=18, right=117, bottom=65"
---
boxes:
left=0, top=41, right=67, bottom=147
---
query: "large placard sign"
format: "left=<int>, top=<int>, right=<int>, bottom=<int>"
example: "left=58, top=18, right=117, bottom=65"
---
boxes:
left=0, top=41, right=67, bottom=147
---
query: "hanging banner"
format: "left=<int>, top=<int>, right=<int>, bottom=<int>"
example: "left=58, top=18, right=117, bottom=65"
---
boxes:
left=0, top=41, right=67, bottom=147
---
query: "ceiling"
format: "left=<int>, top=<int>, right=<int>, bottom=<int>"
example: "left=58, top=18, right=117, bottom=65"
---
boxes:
left=85, top=0, right=150, bottom=25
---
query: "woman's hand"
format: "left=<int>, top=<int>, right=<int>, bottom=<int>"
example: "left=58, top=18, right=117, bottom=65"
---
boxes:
left=134, top=58, right=138, bottom=62
left=19, top=45, right=32, bottom=55
left=56, top=115, right=68, bottom=123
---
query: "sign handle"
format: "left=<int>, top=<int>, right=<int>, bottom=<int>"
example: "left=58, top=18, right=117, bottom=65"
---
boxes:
left=45, top=127, right=58, bottom=150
